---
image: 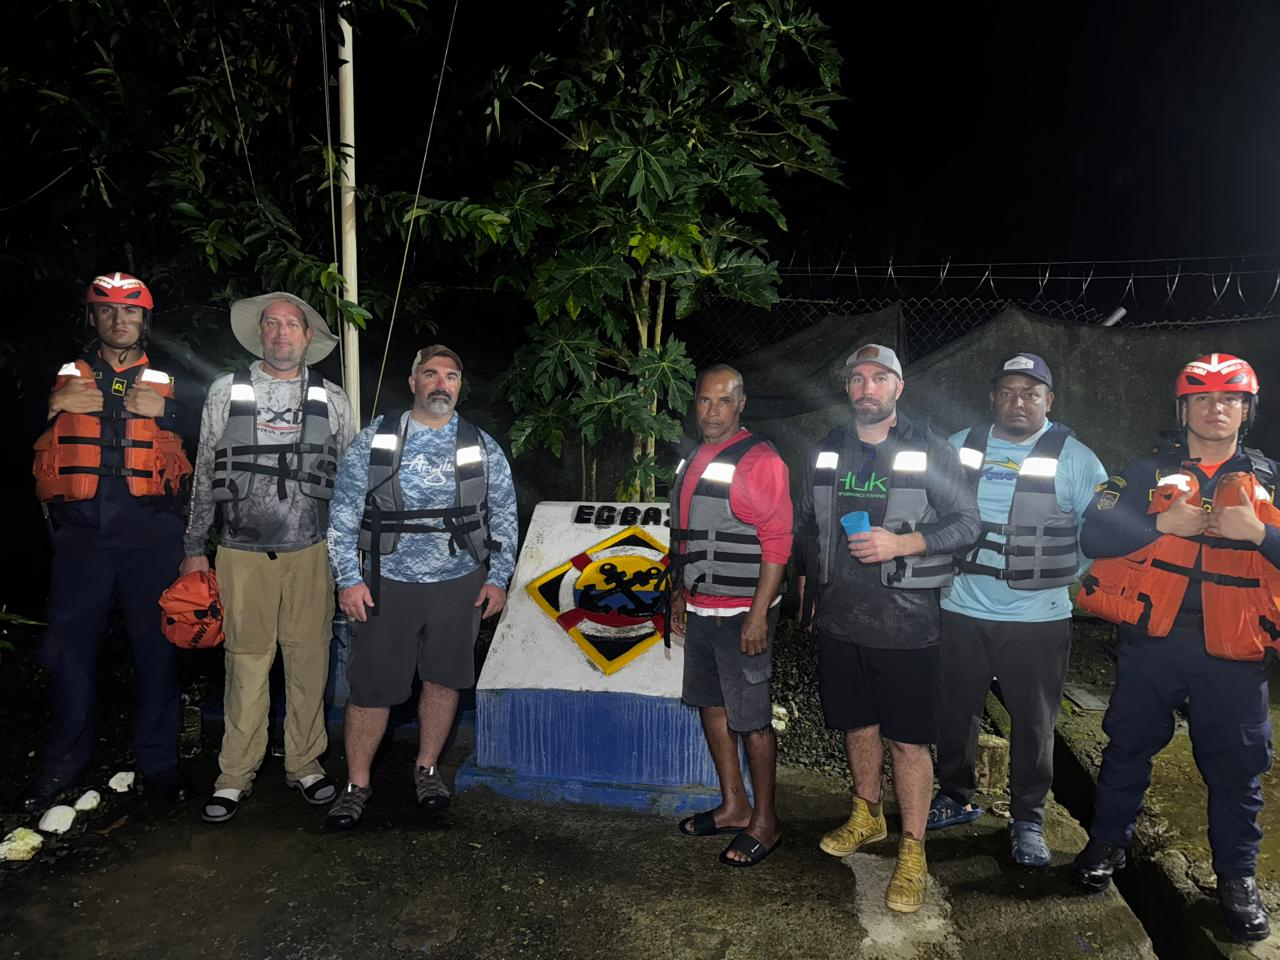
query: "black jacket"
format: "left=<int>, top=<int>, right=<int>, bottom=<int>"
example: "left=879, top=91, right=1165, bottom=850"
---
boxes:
left=795, top=412, right=981, bottom=648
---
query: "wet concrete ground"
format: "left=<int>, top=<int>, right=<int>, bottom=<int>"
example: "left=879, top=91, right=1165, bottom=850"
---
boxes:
left=1056, top=625, right=1280, bottom=959
left=2, top=726, right=1153, bottom=960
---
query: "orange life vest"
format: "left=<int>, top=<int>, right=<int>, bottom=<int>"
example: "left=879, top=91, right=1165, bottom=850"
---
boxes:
left=1078, top=469, right=1280, bottom=660
left=32, top=358, right=193, bottom=502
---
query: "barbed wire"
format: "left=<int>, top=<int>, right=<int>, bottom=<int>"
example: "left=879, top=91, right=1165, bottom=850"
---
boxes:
left=685, top=261, right=1280, bottom=365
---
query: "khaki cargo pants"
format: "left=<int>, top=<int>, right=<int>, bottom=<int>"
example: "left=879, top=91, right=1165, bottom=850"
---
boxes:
left=214, top=542, right=334, bottom=792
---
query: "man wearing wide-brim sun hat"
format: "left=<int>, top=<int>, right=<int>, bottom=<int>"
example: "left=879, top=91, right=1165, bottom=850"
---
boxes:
left=181, top=291, right=356, bottom=824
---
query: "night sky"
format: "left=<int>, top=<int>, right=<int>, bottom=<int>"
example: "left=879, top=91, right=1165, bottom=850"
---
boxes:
left=365, top=1, right=1280, bottom=270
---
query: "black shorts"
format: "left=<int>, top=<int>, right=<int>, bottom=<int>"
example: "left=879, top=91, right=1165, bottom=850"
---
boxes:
left=681, top=607, right=778, bottom=733
left=817, top=631, right=940, bottom=745
left=347, top=568, right=486, bottom=706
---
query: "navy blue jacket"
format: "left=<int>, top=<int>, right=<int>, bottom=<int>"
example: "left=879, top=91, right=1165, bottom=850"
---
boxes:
left=1081, top=434, right=1280, bottom=614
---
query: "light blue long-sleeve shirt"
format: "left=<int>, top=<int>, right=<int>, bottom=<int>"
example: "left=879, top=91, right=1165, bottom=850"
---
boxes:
left=327, top=411, right=518, bottom=590
left=940, top=420, right=1106, bottom=623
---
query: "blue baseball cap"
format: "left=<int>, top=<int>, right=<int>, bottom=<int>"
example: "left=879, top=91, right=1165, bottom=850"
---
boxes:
left=992, top=352, right=1053, bottom=390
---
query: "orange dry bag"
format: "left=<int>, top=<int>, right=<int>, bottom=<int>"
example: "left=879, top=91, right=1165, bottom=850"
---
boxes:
left=159, top=570, right=224, bottom=649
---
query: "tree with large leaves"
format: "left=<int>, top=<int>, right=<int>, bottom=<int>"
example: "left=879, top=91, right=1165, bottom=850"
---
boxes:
left=3, top=0, right=507, bottom=386
left=489, top=0, right=843, bottom=500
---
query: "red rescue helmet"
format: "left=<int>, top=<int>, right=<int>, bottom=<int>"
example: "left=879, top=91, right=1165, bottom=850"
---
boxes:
left=1174, top=353, right=1260, bottom=433
left=86, top=272, right=154, bottom=311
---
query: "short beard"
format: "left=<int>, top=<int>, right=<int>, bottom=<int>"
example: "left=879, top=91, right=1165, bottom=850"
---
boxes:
left=853, top=399, right=894, bottom=425
left=422, top=395, right=453, bottom=417
left=263, top=348, right=304, bottom=373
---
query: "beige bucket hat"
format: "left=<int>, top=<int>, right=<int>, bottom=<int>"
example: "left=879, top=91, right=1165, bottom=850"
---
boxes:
left=229, top=291, right=339, bottom=365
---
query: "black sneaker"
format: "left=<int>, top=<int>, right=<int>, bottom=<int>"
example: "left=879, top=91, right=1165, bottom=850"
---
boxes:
left=1218, top=876, right=1270, bottom=942
left=1071, top=838, right=1126, bottom=893
left=139, top=767, right=193, bottom=806
left=325, top=783, right=372, bottom=831
left=14, top=770, right=84, bottom=815
left=414, top=765, right=450, bottom=813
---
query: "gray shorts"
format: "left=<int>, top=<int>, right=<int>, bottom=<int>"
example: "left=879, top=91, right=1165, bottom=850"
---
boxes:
left=347, top=568, right=487, bottom=706
left=681, top=607, right=777, bottom=733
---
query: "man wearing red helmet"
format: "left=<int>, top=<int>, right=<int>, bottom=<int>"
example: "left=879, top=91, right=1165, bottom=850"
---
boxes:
left=1071, top=353, right=1279, bottom=942
left=19, top=273, right=204, bottom=813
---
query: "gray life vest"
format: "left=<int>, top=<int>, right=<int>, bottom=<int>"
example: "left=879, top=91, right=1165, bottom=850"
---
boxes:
left=210, top=368, right=339, bottom=531
left=812, top=427, right=956, bottom=589
left=357, top=411, right=498, bottom=608
left=668, top=433, right=777, bottom=599
left=955, top=422, right=1078, bottom=590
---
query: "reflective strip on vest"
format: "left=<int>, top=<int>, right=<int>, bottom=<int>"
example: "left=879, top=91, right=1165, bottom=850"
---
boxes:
left=958, top=446, right=984, bottom=470
left=668, top=434, right=771, bottom=599
left=701, top=461, right=736, bottom=484
left=892, top=450, right=927, bottom=472
left=358, top=411, right=493, bottom=567
left=139, top=368, right=170, bottom=386
left=810, top=428, right=954, bottom=589
left=210, top=367, right=339, bottom=509
left=57, top=362, right=81, bottom=377
left=880, top=439, right=954, bottom=589
left=812, top=438, right=841, bottom=585
left=956, top=422, right=1078, bottom=590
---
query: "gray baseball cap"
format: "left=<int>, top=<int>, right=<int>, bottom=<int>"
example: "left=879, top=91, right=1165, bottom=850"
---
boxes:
left=844, top=343, right=903, bottom=378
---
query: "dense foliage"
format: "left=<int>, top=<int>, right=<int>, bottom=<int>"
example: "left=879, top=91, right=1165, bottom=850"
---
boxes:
left=487, top=0, right=843, bottom=499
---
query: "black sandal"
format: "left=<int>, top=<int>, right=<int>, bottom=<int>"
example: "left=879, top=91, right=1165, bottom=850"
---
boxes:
left=719, top=830, right=782, bottom=867
left=678, top=809, right=740, bottom=836
left=201, top=788, right=251, bottom=824
left=286, top=775, right=337, bottom=805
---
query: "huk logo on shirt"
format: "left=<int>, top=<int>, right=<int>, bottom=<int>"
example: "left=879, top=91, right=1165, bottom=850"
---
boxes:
left=838, top=471, right=888, bottom=495
left=527, top=526, right=669, bottom=675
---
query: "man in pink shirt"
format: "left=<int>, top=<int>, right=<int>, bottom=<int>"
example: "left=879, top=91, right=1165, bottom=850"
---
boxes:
left=668, top=364, right=793, bottom=867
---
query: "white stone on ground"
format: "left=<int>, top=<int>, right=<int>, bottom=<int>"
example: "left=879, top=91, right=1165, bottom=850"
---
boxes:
left=74, top=790, right=101, bottom=811
left=843, top=850, right=960, bottom=959
left=0, top=827, right=43, bottom=861
left=37, top=805, right=76, bottom=834
left=107, top=771, right=135, bottom=793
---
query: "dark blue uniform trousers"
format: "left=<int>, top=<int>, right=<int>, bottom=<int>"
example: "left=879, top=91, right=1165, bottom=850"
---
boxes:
left=37, top=528, right=182, bottom=779
left=1090, top=625, right=1272, bottom=879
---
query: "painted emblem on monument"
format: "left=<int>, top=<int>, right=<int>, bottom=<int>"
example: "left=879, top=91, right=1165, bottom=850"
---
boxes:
left=527, top=526, right=669, bottom=675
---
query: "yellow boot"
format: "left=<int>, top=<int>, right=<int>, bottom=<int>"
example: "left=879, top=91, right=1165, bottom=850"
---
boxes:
left=885, top=835, right=928, bottom=913
left=819, top=796, right=887, bottom=857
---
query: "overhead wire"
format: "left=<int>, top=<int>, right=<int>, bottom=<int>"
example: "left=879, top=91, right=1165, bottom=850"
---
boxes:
left=371, top=0, right=461, bottom=416
left=318, top=0, right=344, bottom=381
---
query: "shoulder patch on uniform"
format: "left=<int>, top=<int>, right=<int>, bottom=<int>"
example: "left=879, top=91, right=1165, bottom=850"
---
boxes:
left=1097, top=490, right=1119, bottom=511
left=1095, top=475, right=1125, bottom=494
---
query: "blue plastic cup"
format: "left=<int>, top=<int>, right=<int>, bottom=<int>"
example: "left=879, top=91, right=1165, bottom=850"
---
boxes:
left=840, top=510, right=870, bottom=536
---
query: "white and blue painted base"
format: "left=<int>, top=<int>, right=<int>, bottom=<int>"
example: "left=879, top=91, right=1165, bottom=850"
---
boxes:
left=458, top=501, right=744, bottom=816
left=456, top=688, right=728, bottom=817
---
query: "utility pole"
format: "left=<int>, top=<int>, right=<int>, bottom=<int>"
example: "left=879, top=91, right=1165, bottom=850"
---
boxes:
left=337, top=6, right=361, bottom=424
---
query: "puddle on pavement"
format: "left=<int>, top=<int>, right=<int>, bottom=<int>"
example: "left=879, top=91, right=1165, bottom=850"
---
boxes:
left=1145, top=705, right=1280, bottom=884
left=843, top=851, right=960, bottom=959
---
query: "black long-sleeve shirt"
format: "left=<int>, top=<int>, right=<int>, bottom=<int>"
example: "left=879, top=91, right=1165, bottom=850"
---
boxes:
left=795, top=413, right=981, bottom=648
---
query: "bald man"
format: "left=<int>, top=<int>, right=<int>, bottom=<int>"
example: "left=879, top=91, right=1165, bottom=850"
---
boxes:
left=668, top=365, right=792, bottom=868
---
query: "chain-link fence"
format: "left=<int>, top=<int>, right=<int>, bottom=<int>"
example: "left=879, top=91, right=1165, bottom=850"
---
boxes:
left=683, top=261, right=1280, bottom=365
